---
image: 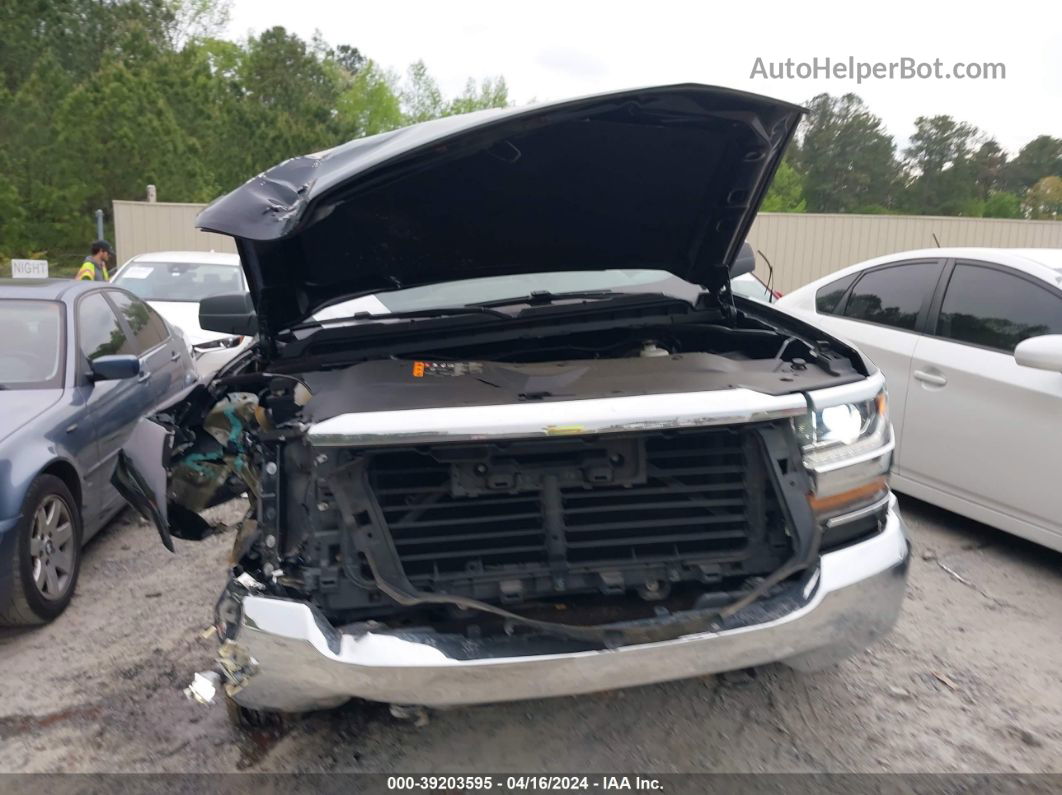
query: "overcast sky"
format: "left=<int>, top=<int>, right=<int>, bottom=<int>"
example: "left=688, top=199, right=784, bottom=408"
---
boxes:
left=226, top=0, right=1061, bottom=155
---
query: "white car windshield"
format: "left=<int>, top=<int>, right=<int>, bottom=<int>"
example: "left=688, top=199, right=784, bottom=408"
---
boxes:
left=730, top=272, right=773, bottom=302
left=113, top=261, right=245, bottom=303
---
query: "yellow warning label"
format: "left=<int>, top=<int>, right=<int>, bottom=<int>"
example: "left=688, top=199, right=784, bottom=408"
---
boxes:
left=545, top=425, right=585, bottom=436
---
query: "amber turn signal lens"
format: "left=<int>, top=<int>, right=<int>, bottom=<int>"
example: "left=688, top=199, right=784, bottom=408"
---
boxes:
left=807, top=476, right=888, bottom=514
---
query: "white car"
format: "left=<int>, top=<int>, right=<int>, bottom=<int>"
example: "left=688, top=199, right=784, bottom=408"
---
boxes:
left=779, top=248, right=1062, bottom=551
left=110, top=251, right=251, bottom=378
left=732, top=271, right=781, bottom=303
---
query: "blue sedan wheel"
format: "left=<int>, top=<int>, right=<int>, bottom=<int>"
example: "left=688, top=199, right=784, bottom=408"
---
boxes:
left=31, top=495, right=76, bottom=600
left=0, top=475, right=82, bottom=625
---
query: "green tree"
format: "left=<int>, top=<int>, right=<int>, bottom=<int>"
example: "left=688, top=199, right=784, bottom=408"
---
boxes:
left=794, top=93, right=901, bottom=213
left=982, top=191, right=1023, bottom=219
left=335, top=61, right=404, bottom=138
left=447, top=76, right=509, bottom=115
left=1024, top=176, right=1062, bottom=220
left=0, top=53, right=81, bottom=261
left=333, top=44, right=366, bottom=75
left=240, top=27, right=338, bottom=117
left=56, top=60, right=213, bottom=224
left=902, top=115, right=981, bottom=215
left=213, top=26, right=350, bottom=181
left=0, top=0, right=178, bottom=92
left=1005, top=135, right=1062, bottom=193
left=761, top=160, right=807, bottom=212
left=0, top=3, right=509, bottom=267
left=163, top=0, right=231, bottom=47
left=401, top=60, right=446, bottom=123
left=399, top=61, right=508, bottom=123
left=971, top=140, right=1008, bottom=199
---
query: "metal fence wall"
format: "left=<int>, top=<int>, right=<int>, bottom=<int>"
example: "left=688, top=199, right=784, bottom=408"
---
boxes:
left=747, top=213, right=1062, bottom=293
left=113, top=200, right=236, bottom=264
left=115, top=200, right=1062, bottom=291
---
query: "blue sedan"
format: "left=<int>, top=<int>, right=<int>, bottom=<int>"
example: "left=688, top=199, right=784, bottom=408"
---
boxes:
left=0, top=278, right=198, bottom=624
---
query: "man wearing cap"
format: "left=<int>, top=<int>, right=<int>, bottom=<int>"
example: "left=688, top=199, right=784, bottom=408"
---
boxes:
left=76, top=240, right=114, bottom=281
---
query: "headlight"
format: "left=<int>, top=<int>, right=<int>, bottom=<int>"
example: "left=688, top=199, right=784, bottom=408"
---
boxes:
left=793, top=391, right=889, bottom=464
left=795, top=381, right=894, bottom=530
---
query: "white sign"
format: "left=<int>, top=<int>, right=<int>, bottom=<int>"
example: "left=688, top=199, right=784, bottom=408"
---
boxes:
left=11, top=259, right=49, bottom=279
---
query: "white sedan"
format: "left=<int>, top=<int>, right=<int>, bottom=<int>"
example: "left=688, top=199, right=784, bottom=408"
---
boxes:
left=731, top=271, right=782, bottom=303
left=111, top=251, right=251, bottom=378
left=778, top=248, right=1062, bottom=552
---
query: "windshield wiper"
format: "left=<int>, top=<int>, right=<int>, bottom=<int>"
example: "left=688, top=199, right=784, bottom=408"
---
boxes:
left=471, top=289, right=627, bottom=308
left=284, top=290, right=669, bottom=335
left=285, top=305, right=510, bottom=333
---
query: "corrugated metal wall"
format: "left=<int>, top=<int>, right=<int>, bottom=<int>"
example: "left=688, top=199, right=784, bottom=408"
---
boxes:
left=747, top=213, right=1062, bottom=292
left=115, top=200, right=1062, bottom=291
left=113, top=200, right=236, bottom=264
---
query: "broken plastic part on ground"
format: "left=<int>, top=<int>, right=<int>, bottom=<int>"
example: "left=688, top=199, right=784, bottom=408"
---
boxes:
left=184, top=671, right=221, bottom=705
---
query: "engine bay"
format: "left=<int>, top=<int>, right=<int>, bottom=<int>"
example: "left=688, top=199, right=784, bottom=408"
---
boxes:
left=284, top=306, right=867, bottom=421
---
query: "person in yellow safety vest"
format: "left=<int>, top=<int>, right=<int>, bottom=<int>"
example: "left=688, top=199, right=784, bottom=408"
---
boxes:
left=76, top=240, right=114, bottom=281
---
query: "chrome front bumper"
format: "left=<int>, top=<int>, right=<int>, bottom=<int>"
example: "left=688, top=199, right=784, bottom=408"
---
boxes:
left=224, top=499, right=910, bottom=712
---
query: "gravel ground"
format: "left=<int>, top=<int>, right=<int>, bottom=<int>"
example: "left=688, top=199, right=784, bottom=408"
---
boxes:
left=1, top=495, right=1060, bottom=773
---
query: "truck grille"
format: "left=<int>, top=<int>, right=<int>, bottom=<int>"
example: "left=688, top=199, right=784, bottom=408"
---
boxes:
left=563, top=433, right=752, bottom=564
left=364, top=426, right=791, bottom=594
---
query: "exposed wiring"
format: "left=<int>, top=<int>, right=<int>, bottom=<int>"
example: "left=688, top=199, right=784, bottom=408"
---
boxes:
left=757, top=249, right=777, bottom=302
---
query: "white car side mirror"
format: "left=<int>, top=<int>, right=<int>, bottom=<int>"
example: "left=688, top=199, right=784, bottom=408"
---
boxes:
left=1014, top=334, right=1062, bottom=372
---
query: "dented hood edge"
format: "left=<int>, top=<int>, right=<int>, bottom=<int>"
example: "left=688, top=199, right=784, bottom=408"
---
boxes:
left=196, top=84, right=803, bottom=332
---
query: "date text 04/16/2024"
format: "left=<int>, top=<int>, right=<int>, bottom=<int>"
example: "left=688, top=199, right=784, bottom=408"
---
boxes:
left=385, top=776, right=664, bottom=791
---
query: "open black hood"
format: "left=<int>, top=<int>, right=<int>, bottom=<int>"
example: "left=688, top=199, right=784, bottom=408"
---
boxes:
left=196, top=84, right=803, bottom=332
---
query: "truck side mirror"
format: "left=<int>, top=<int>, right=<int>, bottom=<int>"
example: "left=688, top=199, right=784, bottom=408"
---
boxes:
left=199, top=293, right=257, bottom=336
left=730, top=242, right=757, bottom=278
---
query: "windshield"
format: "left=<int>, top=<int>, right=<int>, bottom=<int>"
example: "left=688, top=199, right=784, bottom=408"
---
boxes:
left=113, top=260, right=245, bottom=303
left=313, top=269, right=694, bottom=321
left=730, top=272, right=772, bottom=302
left=0, top=300, right=64, bottom=389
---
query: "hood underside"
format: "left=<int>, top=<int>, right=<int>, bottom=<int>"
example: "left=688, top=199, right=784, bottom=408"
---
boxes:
left=197, top=84, right=803, bottom=331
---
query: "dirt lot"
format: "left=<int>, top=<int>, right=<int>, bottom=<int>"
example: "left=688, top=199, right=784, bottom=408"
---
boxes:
left=1, top=495, right=1060, bottom=774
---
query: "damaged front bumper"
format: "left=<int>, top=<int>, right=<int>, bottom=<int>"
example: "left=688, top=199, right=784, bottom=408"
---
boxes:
left=218, top=498, right=909, bottom=712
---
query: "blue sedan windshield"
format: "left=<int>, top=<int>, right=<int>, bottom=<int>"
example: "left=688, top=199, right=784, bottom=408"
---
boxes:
left=0, top=300, right=64, bottom=389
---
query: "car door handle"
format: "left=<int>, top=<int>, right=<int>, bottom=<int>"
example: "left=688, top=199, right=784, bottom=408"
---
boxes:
left=137, top=370, right=152, bottom=383
left=170, top=350, right=180, bottom=361
left=913, top=370, right=947, bottom=386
